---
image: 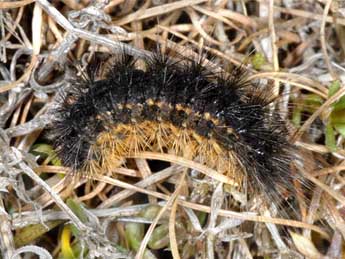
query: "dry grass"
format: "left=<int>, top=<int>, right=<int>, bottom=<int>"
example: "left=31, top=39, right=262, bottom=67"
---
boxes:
left=1, top=0, right=345, bottom=258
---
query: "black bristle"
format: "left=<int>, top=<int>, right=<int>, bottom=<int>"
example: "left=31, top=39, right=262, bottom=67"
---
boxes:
left=51, top=50, right=302, bottom=210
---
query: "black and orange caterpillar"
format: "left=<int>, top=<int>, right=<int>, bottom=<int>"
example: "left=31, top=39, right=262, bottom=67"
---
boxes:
left=51, top=50, right=298, bottom=204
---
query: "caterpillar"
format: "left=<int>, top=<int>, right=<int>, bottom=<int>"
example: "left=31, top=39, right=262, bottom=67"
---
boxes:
left=51, top=49, right=300, bottom=210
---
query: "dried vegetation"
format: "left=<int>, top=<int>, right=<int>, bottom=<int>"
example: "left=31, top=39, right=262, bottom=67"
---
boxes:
left=1, top=0, right=345, bottom=258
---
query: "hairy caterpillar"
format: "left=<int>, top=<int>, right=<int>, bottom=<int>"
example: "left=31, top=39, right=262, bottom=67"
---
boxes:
left=51, top=49, right=300, bottom=209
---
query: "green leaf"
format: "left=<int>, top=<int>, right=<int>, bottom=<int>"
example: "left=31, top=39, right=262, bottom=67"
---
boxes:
left=333, top=96, right=345, bottom=111
left=66, top=199, right=89, bottom=236
left=328, top=80, right=345, bottom=111
left=328, top=80, right=341, bottom=97
left=325, top=122, right=337, bottom=152
left=305, top=94, right=324, bottom=104
left=334, top=123, right=345, bottom=137
left=140, top=205, right=161, bottom=220
left=31, top=143, right=61, bottom=166
left=292, top=105, right=302, bottom=127
left=14, top=220, right=63, bottom=247
left=330, top=109, right=345, bottom=124
left=66, top=199, right=88, bottom=223
left=148, top=224, right=169, bottom=250
left=304, top=94, right=323, bottom=113
left=197, top=211, right=207, bottom=226
left=251, top=52, right=266, bottom=70
left=125, top=223, right=157, bottom=259
left=125, top=223, right=144, bottom=251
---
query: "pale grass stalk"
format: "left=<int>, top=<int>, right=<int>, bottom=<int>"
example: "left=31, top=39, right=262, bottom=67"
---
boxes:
left=135, top=172, right=186, bottom=259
